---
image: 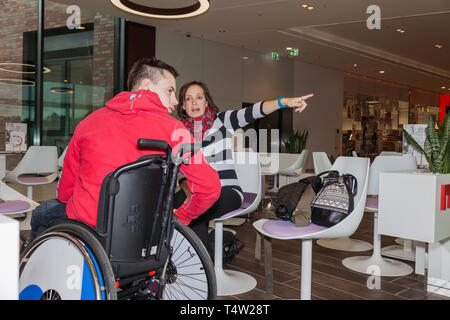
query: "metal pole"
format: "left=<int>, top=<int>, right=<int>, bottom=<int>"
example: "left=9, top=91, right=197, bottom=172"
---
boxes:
left=34, top=0, right=44, bottom=146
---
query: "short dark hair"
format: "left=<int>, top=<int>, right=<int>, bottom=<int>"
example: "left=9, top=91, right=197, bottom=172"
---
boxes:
left=127, top=57, right=179, bottom=91
left=177, top=80, right=220, bottom=120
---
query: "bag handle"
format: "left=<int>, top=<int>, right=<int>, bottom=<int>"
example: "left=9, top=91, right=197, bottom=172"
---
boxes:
left=343, top=174, right=358, bottom=196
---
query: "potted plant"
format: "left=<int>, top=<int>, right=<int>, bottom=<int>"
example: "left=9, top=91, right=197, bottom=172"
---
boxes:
left=378, top=113, right=450, bottom=293
left=283, top=129, right=308, bottom=154
left=402, top=114, right=449, bottom=174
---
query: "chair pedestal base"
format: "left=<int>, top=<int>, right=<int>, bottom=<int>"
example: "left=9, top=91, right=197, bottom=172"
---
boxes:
left=342, top=254, right=413, bottom=277
left=214, top=220, right=256, bottom=296
left=215, top=268, right=257, bottom=296
left=316, top=237, right=373, bottom=252
left=342, top=212, right=413, bottom=277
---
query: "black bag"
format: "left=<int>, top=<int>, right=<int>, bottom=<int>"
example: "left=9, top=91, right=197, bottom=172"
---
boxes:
left=310, top=170, right=358, bottom=228
left=207, top=230, right=244, bottom=265
left=274, top=174, right=326, bottom=226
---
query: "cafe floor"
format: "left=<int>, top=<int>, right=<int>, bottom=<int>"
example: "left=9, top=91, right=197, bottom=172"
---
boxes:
left=13, top=181, right=450, bottom=300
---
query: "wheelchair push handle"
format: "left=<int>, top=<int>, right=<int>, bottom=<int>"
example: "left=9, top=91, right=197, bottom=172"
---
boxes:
left=137, top=139, right=172, bottom=155
left=172, top=143, right=202, bottom=165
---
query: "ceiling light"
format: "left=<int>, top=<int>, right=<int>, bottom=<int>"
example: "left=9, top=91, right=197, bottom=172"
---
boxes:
left=243, top=56, right=249, bottom=60
left=110, top=0, right=210, bottom=19
left=50, top=87, right=74, bottom=94
left=77, top=26, right=86, bottom=30
left=396, top=28, right=405, bottom=33
left=379, top=70, right=385, bottom=74
left=435, top=44, right=443, bottom=49
left=301, top=4, right=308, bottom=8
left=0, top=78, right=36, bottom=86
left=442, top=86, right=446, bottom=89
left=0, top=62, right=51, bottom=74
left=353, top=64, right=358, bottom=67
left=307, top=6, right=314, bottom=10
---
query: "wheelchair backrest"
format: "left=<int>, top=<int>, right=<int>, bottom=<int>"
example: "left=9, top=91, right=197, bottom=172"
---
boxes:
left=96, top=155, right=170, bottom=264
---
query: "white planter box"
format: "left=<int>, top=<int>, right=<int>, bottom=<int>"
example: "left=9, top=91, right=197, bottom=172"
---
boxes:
left=378, top=171, right=450, bottom=243
left=378, top=170, right=450, bottom=293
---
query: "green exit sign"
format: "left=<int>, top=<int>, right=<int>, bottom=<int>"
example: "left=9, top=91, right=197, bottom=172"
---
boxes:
left=272, top=52, right=280, bottom=60
left=289, top=48, right=299, bottom=56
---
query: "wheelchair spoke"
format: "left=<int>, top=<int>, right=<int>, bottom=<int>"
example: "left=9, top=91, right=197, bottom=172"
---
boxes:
left=165, top=279, right=206, bottom=300
left=169, top=277, right=208, bottom=299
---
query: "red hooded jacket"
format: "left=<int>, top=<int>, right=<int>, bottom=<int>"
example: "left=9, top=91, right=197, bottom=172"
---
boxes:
left=57, top=90, right=221, bottom=226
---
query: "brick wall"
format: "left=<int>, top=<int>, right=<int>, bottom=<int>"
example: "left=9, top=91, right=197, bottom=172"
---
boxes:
left=0, top=0, right=115, bottom=150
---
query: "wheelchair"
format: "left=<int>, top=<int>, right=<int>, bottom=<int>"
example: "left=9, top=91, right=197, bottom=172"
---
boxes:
left=18, top=139, right=217, bottom=300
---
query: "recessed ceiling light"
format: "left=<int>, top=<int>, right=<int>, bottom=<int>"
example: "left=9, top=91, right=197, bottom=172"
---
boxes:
left=307, top=6, right=314, bottom=10
left=379, top=70, right=385, bottom=74
left=110, top=0, right=210, bottom=19
left=353, top=64, right=358, bottom=67
left=301, top=4, right=308, bottom=8
left=435, top=44, right=443, bottom=49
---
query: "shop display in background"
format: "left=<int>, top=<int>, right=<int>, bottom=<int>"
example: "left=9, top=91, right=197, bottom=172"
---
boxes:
left=5, top=123, right=27, bottom=152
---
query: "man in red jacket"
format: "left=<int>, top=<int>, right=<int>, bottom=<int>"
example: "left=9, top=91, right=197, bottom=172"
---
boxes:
left=30, top=57, right=221, bottom=238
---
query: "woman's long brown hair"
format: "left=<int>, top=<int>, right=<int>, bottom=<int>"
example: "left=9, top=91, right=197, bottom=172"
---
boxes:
left=177, top=80, right=220, bottom=120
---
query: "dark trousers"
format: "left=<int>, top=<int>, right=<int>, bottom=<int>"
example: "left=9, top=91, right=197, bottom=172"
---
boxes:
left=30, top=198, right=67, bottom=238
left=174, top=187, right=242, bottom=248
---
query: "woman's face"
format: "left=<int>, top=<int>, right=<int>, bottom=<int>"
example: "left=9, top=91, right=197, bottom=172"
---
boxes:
left=183, top=85, right=208, bottom=118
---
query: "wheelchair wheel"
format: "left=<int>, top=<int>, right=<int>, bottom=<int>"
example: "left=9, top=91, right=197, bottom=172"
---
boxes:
left=19, top=223, right=117, bottom=300
left=160, top=220, right=217, bottom=300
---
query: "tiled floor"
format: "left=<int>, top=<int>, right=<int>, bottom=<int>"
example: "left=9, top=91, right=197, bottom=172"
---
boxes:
left=12, top=181, right=450, bottom=300
left=219, top=203, right=450, bottom=300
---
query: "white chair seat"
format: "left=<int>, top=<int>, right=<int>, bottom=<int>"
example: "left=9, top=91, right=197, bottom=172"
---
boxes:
left=4, top=146, right=57, bottom=230
left=253, top=156, right=370, bottom=300
left=0, top=180, right=40, bottom=230
left=256, top=219, right=327, bottom=239
left=0, top=200, right=31, bottom=214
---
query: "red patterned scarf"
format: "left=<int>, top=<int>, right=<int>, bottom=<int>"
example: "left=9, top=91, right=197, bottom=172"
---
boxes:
left=182, top=105, right=216, bottom=142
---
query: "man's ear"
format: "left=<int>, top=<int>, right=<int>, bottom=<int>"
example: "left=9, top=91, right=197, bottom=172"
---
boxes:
left=138, top=78, right=153, bottom=91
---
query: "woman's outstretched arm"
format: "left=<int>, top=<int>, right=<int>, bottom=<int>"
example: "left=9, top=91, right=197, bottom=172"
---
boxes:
left=262, top=94, right=314, bottom=115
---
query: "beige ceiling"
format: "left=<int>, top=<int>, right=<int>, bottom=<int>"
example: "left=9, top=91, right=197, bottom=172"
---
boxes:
left=54, top=0, right=450, bottom=94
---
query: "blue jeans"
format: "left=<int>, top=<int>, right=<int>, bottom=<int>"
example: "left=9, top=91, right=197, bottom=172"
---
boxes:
left=30, top=199, right=67, bottom=238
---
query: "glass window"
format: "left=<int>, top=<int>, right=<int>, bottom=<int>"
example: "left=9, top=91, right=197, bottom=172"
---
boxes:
left=42, top=0, right=115, bottom=154
left=0, top=0, right=38, bottom=151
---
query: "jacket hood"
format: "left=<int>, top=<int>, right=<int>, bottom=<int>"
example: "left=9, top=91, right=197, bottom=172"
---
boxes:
left=105, top=90, right=168, bottom=115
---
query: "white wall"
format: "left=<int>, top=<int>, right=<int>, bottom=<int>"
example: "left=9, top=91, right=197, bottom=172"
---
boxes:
left=293, top=61, right=344, bottom=169
left=155, top=28, right=293, bottom=113
left=156, top=27, right=344, bottom=170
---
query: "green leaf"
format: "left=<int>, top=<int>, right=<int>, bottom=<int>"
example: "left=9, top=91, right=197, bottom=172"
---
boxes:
left=402, top=128, right=424, bottom=154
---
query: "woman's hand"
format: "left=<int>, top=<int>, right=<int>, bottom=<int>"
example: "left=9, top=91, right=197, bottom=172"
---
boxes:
left=281, top=94, right=314, bottom=113
left=180, top=179, right=192, bottom=204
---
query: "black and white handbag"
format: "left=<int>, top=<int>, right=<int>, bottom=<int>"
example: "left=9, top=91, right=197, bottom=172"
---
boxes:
left=310, top=171, right=357, bottom=228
